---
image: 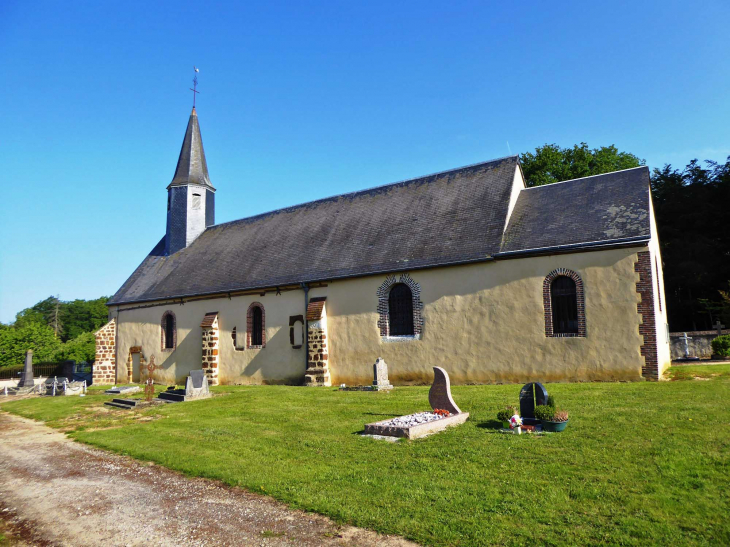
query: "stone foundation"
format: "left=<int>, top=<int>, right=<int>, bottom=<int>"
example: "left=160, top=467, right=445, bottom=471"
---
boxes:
left=93, top=319, right=116, bottom=385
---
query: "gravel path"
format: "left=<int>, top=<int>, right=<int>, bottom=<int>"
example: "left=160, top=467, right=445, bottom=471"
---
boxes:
left=0, top=413, right=416, bottom=547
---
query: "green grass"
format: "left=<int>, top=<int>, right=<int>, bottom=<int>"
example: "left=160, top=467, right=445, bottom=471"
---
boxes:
left=2, top=374, right=729, bottom=546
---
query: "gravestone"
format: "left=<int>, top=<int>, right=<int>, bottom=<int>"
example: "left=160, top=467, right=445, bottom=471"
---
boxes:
left=372, top=358, right=393, bottom=391
left=18, top=350, right=35, bottom=388
left=185, top=369, right=210, bottom=399
left=104, top=385, right=140, bottom=395
left=677, top=332, right=700, bottom=361
left=428, top=366, right=462, bottom=415
left=519, top=382, right=548, bottom=425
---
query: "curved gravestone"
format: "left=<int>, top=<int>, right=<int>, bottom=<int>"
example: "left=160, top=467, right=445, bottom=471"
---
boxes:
left=519, top=382, right=548, bottom=425
left=428, top=366, right=462, bottom=415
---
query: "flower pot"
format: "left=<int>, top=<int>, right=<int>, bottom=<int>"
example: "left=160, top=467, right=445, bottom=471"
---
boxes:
left=541, top=419, right=568, bottom=432
left=514, top=426, right=522, bottom=435
left=502, top=421, right=510, bottom=429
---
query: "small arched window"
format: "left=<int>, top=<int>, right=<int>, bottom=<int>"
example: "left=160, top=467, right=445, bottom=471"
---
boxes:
left=161, top=311, right=176, bottom=350
left=388, top=283, right=414, bottom=336
left=246, top=302, right=266, bottom=348
left=551, top=277, right=578, bottom=334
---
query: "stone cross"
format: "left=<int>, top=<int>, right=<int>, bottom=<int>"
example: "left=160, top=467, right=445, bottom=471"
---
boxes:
left=18, top=350, right=35, bottom=387
left=372, top=358, right=392, bottom=390
left=680, top=332, right=693, bottom=359
left=428, top=367, right=461, bottom=415
left=713, top=320, right=725, bottom=337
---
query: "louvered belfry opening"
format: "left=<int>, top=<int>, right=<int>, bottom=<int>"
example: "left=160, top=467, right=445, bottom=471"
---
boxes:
left=551, top=276, right=579, bottom=334
left=252, top=306, right=263, bottom=346
left=388, top=283, right=414, bottom=336
left=164, top=314, right=175, bottom=349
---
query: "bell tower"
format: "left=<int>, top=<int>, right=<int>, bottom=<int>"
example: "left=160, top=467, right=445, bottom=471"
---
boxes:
left=165, top=106, right=215, bottom=255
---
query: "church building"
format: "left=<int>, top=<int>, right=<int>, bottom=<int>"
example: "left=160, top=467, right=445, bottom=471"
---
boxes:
left=93, top=107, right=671, bottom=386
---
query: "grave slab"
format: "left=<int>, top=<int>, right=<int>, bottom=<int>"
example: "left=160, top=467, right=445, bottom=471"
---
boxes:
left=104, top=386, right=141, bottom=395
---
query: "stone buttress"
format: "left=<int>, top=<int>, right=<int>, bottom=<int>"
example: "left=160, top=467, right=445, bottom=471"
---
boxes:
left=305, top=297, right=331, bottom=386
left=93, top=318, right=117, bottom=385
left=200, top=312, right=220, bottom=385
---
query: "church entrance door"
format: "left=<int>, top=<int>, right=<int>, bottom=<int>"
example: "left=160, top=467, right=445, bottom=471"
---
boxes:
left=131, top=352, right=141, bottom=383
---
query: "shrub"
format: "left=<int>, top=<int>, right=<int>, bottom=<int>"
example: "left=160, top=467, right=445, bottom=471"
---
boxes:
left=497, top=406, right=516, bottom=422
left=546, top=395, right=556, bottom=408
left=552, top=409, right=569, bottom=422
left=534, top=405, right=555, bottom=421
left=711, top=334, right=730, bottom=357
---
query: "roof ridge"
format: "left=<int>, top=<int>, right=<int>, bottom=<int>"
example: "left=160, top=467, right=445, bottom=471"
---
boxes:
left=213, top=155, right=518, bottom=229
left=521, top=165, right=649, bottom=191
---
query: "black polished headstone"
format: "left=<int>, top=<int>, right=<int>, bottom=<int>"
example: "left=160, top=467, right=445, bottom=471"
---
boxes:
left=18, top=350, right=35, bottom=387
left=519, top=382, right=549, bottom=425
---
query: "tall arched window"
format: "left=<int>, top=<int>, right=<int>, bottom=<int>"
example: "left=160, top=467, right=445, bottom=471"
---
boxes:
left=551, top=276, right=578, bottom=334
left=161, top=311, right=176, bottom=350
left=246, top=302, right=266, bottom=348
left=388, top=283, right=414, bottom=336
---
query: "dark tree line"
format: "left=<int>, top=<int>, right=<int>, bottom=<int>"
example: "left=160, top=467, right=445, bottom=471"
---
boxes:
left=521, top=144, right=730, bottom=331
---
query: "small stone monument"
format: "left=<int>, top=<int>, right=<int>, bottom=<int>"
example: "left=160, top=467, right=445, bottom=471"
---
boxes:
left=157, top=370, right=210, bottom=403
left=677, top=332, right=700, bottom=361
left=519, top=382, right=549, bottom=425
left=372, top=358, right=393, bottom=391
left=18, top=350, right=35, bottom=388
left=428, top=366, right=461, bottom=415
left=714, top=320, right=726, bottom=337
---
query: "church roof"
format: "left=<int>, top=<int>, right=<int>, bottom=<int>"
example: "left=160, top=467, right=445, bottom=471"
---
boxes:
left=168, top=107, right=214, bottom=190
left=108, top=158, right=652, bottom=306
left=499, top=167, right=651, bottom=254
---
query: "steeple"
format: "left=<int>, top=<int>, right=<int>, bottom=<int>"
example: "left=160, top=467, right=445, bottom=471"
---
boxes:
left=168, top=107, right=214, bottom=190
left=165, top=107, right=216, bottom=256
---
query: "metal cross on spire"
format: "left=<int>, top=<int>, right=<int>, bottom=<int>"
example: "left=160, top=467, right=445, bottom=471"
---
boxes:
left=190, top=66, right=200, bottom=108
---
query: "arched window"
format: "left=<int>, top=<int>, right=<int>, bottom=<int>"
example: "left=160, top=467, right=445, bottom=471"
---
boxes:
left=551, top=277, right=578, bottom=334
left=388, top=283, right=414, bottom=336
left=161, top=311, right=176, bottom=350
left=246, top=302, right=266, bottom=348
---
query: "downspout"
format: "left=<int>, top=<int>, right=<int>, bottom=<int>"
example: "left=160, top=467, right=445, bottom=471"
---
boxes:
left=301, top=283, right=309, bottom=371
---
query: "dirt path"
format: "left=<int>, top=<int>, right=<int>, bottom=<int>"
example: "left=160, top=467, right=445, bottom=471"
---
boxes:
left=0, top=413, right=416, bottom=547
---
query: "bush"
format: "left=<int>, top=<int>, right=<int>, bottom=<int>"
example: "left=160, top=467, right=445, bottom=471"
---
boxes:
left=497, top=406, right=517, bottom=422
left=546, top=395, right=556, bottom=408
left=711, top=334, right=730, bottom=357
left=534, top=405, right=555, bottom=421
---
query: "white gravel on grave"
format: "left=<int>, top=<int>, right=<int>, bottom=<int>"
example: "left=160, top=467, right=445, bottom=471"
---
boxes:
left=379, top=412, right=446, bottom=428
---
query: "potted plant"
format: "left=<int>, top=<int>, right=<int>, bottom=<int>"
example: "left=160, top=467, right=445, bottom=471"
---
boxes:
left=535, top=405, right=569, bottom=432
left=509, top=411, right=523, bottom=435
left=497, top=406, right=516, bottom=429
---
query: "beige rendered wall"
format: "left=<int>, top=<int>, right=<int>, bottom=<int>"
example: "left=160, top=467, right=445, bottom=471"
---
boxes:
left=113, top=291, right=307, bottom=385
left=112, top=246, right=651, bottom=386
left=311, top=246, right=647, bottom=385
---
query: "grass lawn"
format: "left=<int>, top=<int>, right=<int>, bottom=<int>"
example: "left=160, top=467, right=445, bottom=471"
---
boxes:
left=2, top=367, right=729, bottom=546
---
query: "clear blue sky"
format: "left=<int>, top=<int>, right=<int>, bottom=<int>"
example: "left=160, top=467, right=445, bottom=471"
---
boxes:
left=1, top=0, right=729, bottom=324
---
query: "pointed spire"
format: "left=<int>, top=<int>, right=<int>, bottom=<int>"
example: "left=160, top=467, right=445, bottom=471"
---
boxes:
left=168, top=107, right=214, bottom=189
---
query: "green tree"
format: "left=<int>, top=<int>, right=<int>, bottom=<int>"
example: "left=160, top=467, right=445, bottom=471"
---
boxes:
left=520, top=143, right=644, bottom=187
left=0, top=323, right=62, bottom=368
left=12, top=296, right=109, bottom=342
left=54, top=331, right=96, bottom=363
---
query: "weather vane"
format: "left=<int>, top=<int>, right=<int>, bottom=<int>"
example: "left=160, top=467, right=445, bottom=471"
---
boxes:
left=190, top=66, right=200, bottom=108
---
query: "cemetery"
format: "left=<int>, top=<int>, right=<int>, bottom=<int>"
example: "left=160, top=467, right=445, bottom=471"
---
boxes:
left=1, top=363, right=728, bottom=546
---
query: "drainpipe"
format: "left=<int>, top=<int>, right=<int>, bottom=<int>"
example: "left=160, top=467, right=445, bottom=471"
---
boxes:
left=301, top=283, right=309, bottom=371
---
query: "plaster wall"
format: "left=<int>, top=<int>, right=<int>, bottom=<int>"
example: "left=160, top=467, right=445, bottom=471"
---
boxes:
left=112, top=246, right=651, bottom=386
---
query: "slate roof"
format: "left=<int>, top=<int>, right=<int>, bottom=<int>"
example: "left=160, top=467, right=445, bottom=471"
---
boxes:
left=168, top=107, right=214, bottom=190
left=500, top=167, right=651, bottom=254
left=109, top=156, right=519, bottom=305
left=108, top=159, right=652, bottom=306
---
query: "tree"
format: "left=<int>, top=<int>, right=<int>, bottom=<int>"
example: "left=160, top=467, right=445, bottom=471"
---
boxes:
left=0, top=323, right=62, bottom=368
left=11, top=296, right=109, bottom=342
left=53, top=331, right=96, bottom=363
left=520, top=143, right=644, bottom=187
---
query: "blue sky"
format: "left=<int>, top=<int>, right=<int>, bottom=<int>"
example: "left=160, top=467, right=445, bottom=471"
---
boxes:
left=1, top=0, right=729, bottom=323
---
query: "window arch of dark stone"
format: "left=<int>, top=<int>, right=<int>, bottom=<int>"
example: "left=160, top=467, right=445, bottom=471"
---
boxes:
left=543, top=269, right=586, bottom=338
left=246, top=302, right=266, bottom=349
left=161, top=311, right=177, bottom=351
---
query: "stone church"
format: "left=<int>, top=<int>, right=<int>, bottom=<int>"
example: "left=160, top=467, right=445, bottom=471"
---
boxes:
left=93, top=107, right=671, bottom=386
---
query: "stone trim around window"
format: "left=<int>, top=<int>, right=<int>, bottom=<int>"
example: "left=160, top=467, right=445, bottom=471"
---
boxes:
left=160, top=311, right=177, bottom=351
left=377, top=273, right=423, bottom=340
left=246, top=302, right=266, bottom=349
left=635, top=251, right=659, bottom=380
left=543, top=268, right=586, bottom=338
